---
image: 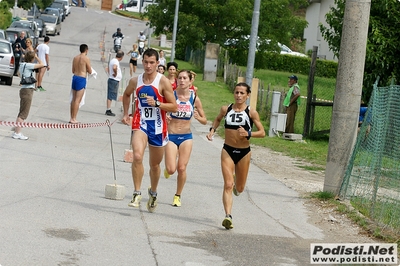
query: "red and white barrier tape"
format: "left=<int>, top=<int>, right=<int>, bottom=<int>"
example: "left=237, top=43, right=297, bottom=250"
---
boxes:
left=0, top=119, right=117, bottom=129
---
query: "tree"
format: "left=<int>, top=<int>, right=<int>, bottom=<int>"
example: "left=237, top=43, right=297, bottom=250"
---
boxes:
left=145, top=0, right=308, bottom=60
left=0, top=1, right=12, bottom=29
left=320, top=0, right=400, bottom=101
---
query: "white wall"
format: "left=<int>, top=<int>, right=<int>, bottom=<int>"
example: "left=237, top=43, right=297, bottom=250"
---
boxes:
left=303, top=0, right=337, bottom=61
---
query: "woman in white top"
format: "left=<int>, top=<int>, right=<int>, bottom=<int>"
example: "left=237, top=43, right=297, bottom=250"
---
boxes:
left=158, top=49, right=166, bottom=67
left=12, top=51, right=44, bottom=140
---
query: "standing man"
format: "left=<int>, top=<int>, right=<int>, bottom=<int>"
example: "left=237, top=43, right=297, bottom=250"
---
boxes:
left=106, top=50, right=124, bottom=116
left=121, top=48, right=177, bottom=212
left=13, top=31, right=27, bottom=76
left=36, top=36, right=50, bottom=92
left=283, top=75, right=301, bottom=133
left=69, top=44, right=92, bottom=124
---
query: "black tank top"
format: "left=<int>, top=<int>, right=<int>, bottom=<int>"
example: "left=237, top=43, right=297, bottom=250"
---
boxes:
left=224, top=104, right=253, bottom=131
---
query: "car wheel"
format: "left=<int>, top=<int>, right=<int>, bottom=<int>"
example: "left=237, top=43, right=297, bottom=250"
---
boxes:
left=5, top=76, right=13, bottom=86
left=57, top=31, right=60, bottom=35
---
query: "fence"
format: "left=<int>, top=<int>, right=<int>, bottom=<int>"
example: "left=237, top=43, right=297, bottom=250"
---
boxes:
left=340, top=81, right=400, bottom=233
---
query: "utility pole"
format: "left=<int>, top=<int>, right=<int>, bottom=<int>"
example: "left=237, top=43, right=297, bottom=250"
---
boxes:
left=323, top=0, right=371, bottom=194
left=245, top=0, right=261, bottom=102
left=170, top=0, right=179, bottom=62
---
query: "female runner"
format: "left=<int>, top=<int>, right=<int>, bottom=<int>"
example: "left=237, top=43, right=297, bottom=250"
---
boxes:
left=164, top=70, right=207, bottom=206
left=206, top=82, right=265, bottom=229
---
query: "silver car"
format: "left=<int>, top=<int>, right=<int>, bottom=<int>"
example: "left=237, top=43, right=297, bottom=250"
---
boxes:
left=40, top=15, right=62, bottom=36
left=0, top=39, right=15, bottom=86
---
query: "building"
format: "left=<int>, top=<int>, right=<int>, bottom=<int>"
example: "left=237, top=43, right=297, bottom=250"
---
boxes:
left=303, top=0, right=337, bottom=61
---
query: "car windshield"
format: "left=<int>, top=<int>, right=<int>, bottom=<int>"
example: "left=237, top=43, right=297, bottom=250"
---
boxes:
left=10, top=21, right=31, bottom=29
left=6, top=31, right=20, bottom=43
left=0, top=42, right=11, bottom=54
left=40, top=16, right=57, bottom=23
left=44, top=8, right=59, bottom=15
left=51, top=3, right=63, bottom=8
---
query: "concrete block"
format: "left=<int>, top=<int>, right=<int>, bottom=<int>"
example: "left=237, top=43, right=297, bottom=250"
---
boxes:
left=105, top=184, right=126, bottom=200
left=282, top=133, right=303, bottom=141
left=124, top=149, right=133, bottom=163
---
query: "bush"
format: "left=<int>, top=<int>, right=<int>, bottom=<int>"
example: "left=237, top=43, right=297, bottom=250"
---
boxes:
left=228, top=49, right=338, bottom=79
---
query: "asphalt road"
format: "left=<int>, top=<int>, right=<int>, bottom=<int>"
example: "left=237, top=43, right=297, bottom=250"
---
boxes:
left=0, top=7, right=327, bottom=266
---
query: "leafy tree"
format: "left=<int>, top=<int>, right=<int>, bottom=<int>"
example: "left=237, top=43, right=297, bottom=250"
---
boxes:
left=145, top=0, right=308, bottom=60
left=320, top=0, right=400, bottom=101
left=0, top=1, right=13, bottom=29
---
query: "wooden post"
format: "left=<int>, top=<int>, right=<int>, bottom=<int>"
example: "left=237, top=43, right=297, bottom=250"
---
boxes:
left=303, top=46, right=318, bottom=137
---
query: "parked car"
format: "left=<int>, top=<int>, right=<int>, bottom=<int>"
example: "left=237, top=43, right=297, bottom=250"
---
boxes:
left=6, top=27, right=36, bottom=47
left=0, top=39, right=15, bottom=86
left=54, top=0, right=71, bottom=16
left=224, top=36, right=308, bottom=57
left=27, top=17, right=46, bottom=38
left=42, top=8, right=62, bottom=23
left=0, top=29, right=8, bottom=40
left=279, top=43, right=308, bottom=57
left=40, top=15, right=61, bottom=36
left=48, top=3, right=66, bottom=21
left=9, top=20, right=39, bottom=45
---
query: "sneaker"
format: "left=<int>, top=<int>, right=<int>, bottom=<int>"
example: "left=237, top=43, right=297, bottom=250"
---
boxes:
left=12, top=132, right=29, bottom=140
left=172, top=195, right=181, bottom=207
left=37, top=86, right=46, bottom=91
left=164, top=168, right=170, bottom=179
left=105, top=109, right=116, bottom=116
left=147, top=187, right=157, bottom=213
left=128, top=193, right=142, bottom=207
left=222, top=215, right=233, bottom=229
left=233, top=174, right=240, bottom=196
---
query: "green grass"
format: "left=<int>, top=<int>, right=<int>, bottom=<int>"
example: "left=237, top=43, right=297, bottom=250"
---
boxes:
left=309, top=191, right=335, bottom=200
left=172, top=59, right=330, bottom=168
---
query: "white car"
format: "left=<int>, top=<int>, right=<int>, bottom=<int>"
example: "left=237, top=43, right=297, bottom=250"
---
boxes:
left=224, top=36, right=308, bottom=57
left=279, top=43, right=308, bottom=57
left=55, top=0, right=71, bottom=16
left=0, top=39, right=15, bottom=86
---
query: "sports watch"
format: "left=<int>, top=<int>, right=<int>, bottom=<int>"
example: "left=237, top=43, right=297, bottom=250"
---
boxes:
left=155, top=100, right=161, bottom=107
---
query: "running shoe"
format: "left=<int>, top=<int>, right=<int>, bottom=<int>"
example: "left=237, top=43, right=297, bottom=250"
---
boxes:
left=12, top=132, right=28, bottom=140
left=233, top=174, right=241, bottom=196
left=172, top=195, right=181, bottom=207
left=164, top=168, right=170, bottom=179
left=37, top=86, right=46, bottom=91
left=147, top=187, right=157, bottom=213
left=222, top=215, right=233, bottom=229
left=128, top=193, right=142, bottom=207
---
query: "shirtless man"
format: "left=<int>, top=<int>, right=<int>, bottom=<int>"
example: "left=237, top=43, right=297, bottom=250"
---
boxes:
left=70, top=44, right=92, bottom=124
left=121, top=48, right=177, bottom=213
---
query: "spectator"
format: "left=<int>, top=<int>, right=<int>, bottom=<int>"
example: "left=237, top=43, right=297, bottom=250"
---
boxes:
left=12, top=51, right=44, bottom=140
left=70, top=44, right=92, bottom=124
left=36, top=36, right=50, bottom=92
left=283, top=75, right=300, bottom=133
left=106, top=50, right=124, bottom=116
left=13, top=31, right=27, bottom=76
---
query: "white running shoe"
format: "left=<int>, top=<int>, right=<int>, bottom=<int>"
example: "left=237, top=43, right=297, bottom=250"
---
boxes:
left=12, top=132, right=29, bottom=140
